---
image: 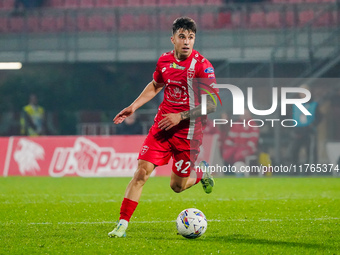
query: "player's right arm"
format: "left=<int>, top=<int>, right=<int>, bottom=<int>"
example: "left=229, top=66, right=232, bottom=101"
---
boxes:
left=113, top=80, right=164, bottom=124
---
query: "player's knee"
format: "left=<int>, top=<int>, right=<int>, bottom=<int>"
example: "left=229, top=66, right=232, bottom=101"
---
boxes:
left=170, top=183, right=184, bottom=193
left=133, top=167, right=149, bottom=185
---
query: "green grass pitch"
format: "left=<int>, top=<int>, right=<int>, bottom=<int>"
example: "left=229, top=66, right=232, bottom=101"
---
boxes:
left=0, top=177, right=339, bottom=254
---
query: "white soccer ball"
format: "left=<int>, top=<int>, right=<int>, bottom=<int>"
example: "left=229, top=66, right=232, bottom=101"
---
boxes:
left=176, top=208, right=207, bottom=239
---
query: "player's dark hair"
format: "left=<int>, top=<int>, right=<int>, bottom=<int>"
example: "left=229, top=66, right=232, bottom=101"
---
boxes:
left=172, top=17, right=197, bottom=35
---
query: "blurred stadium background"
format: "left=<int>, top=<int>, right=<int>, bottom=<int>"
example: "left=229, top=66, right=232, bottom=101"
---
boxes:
left=0, top=0, right=339, bottom=175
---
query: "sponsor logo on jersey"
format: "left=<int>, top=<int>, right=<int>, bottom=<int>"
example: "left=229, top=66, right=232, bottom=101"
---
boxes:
left=170, top=62, right=185, bottom=70
left=204, top=67, right=214, bottom=73
left=170, top=87, right=182, bottom=100
left=208, top=73, right=215, bottom=79
left=162, top=67, right=166, bottom=73
left=166, top=86, right=187, bottom=104
left=168, top=79, right=182, bottom=84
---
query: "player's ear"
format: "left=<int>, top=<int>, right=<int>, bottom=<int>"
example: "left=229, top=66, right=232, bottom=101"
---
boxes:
left=170, top=36, right=174, bottom=45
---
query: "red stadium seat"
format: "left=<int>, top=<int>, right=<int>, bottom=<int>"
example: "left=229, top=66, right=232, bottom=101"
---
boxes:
left=289, top=0, right=304, bottom=3
left=284, top=11, right=296, bottom=27
left=64, top=0, right=78, bottom=8
left=126, top=0, right=142, bottom=6
left=96, top=0, right=111, bottom=7
left=200, top=12, right=216, bottom=29
left=55, top=16, right=66, bottom=31
left=88, top=15, right=103, bottom=31
left=27, top=16, right=40, bottom=32
left=206, top=0, right=223, bottom=5
left=89, top=14, right=117, bottom=31
left=314, top=11, right=333, bottom=26
left=77, top=14, right=88, bottom=31
left=79, top=0, right=95, bottom=8
left=9, top=17, right=25, bottom=32
left=159, top=0, right=174, bottom=6
left=0, top=0, right=15, bottom=10
left=48, top=0, right=65, bottom=8
left=190, top=0, right=205, bottom=5
left=185, top=12, right=198, bottom=22
left=299, top=10, right=314, bottom=26
left=174, top=0, right=190, bottom=5
left=114, top=0, right=127, bottom=6
left=217, top=11, right=232, bottom=29
left=159, top=13, right=178, bottom=30
left=40, top=16, right=55, bottom=32
left=103, top=14, right=117, bottom=31
left=142, top=0, right=158, bottom=6
left=64, top=14, right=77, bottom=31
left=120, top=13, right=135, bottom=31
left=249, top=12, right=265, bottom=28
left=266, top=11, right=281, bottom=28
left=137, top=14, right=157, bottom=30
left=159, top=14, right=169, bottom=30
left=0, top=17, right=8, bottom=32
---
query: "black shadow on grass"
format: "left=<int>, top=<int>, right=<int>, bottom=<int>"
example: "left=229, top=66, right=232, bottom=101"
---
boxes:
left=146, top=234, right=333, bottom=250
left=202, top=234, right=333, bottom=250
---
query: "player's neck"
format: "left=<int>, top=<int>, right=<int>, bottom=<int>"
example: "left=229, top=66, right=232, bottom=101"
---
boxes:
left=174, top=50, right=193, bottom=61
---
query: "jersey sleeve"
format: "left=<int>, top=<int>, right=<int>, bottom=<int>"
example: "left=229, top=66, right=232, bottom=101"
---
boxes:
left=153, top=58, right=164, bottom=84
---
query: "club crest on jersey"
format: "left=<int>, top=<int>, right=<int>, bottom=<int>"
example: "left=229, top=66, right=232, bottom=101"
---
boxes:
left=170, top=62, right=185, bottom=70
left=187, top=68, right=195, bottom=79
left=141, top=145, right=149, bottom=155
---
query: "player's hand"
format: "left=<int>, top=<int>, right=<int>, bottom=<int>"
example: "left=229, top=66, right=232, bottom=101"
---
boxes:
left=158, top=113, right=182, bottom=131
left=113, top=106, right=134, bottom=124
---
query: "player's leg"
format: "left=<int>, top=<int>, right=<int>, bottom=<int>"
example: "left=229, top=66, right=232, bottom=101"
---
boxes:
left=170, top=171, right=191, bottom=193
left=170, top=149, right=214, bottom=194
left=198, top=160, right=215, bottom=194
left=124, top=159, right=155, bottom=201
left=169, top=141, right=202, bottom=193
left=109, top=126, right=172, bottom=238
left=108, top=159, right=155, bottom=238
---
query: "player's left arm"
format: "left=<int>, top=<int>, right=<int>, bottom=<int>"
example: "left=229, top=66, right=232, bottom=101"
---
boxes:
left=158, top=95, right=216, bottom=131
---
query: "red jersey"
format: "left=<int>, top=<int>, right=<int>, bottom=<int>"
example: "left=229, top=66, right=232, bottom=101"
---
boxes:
left=153, top=49, right=217, bottom=140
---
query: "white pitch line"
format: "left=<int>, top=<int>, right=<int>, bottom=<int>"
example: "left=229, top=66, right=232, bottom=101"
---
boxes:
left=1, top=217, right=339, bottom=226
left=3, top=196, right=339, bottom=205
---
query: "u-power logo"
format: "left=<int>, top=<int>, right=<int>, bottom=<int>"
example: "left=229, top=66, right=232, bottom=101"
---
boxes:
left=201, top=84, right=311, bottom=128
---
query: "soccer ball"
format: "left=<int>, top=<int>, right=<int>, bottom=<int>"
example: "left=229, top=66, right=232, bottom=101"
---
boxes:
left=176, top=208, right=207, bottom=239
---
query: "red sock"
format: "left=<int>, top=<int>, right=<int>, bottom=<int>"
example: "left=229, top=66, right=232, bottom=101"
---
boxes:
left=119, top=198, right=138, bottom=222
left=194, top=167, right=204, bottom=184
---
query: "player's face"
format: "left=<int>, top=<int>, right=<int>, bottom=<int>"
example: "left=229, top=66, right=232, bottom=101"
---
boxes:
left=171, top=29, right=195, bottom=60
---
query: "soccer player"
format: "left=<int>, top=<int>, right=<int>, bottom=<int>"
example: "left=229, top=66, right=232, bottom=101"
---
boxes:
left=108, top=17, right=217, bottom=238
